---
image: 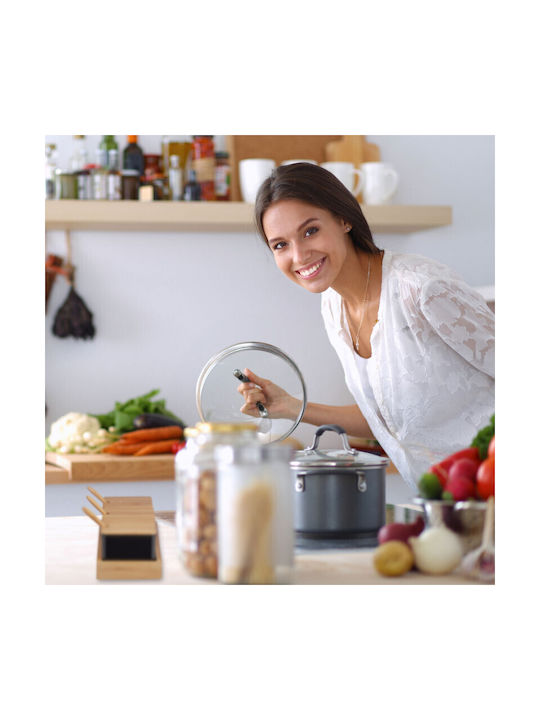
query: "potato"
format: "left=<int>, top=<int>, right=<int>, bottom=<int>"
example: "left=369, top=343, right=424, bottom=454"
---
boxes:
left=373, top=541, right=414, bottom=577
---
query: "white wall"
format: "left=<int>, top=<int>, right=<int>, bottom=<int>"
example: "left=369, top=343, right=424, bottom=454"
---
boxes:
left=45, top=135, right=494, bottom=449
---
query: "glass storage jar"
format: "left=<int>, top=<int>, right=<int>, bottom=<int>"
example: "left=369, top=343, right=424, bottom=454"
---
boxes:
left=215, top=443, right=294, bottom=584
left=175, top=422, right=258, bottom=579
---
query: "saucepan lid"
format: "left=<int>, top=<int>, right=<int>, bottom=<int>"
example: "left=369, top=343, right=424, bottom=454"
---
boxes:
left=196, top=341, right=307, bottom=443
left=291, top=424, right=390, bottom=469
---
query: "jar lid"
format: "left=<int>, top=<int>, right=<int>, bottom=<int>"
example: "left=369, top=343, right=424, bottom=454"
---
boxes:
left=215, top=151, right=229, bottom=159
left=122, top=169, right=140, bottom=176
left=195, top=341, right=307, bottom=444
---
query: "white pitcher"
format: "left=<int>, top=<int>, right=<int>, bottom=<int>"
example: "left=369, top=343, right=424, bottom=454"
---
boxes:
left=359, top=162, right=399, bottom=204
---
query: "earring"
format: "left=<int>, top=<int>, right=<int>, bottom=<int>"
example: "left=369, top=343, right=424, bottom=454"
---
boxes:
left=345, top=225, right=352, bottom=232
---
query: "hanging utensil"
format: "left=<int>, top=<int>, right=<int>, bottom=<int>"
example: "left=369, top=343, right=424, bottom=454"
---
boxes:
left=51, top=230, right=96, bottom=340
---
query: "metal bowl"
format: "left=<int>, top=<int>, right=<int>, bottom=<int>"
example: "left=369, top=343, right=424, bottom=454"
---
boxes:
left=413, top=498, right=488, bottom=554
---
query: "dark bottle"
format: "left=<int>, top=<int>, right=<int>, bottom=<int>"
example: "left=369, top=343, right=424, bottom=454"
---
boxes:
left=123, top=135, right=145, bottom=175
left=183, top=169, right=202, bottom=201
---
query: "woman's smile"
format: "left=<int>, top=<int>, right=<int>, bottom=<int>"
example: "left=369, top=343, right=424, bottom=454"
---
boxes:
left=296, top=256, right=326, bottom=279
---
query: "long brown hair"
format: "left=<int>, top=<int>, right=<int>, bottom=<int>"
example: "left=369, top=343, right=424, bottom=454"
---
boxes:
left=254, top=162, right=381, bottom=255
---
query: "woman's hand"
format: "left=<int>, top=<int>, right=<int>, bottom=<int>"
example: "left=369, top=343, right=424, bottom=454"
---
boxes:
left=236, top=368, right=302, bottom=421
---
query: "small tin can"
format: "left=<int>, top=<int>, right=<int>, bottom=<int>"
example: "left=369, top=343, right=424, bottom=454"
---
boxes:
left=107, top=170, right=122, bottom=200
left=91, top=168, right=108, bottom=200
left=55, top=171, right=78, bottom=199
left=76, top=169, right=92, bottom=199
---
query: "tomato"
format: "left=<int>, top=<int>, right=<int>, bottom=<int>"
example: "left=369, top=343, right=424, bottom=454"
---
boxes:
left=488, top=435, right=495, bottom=460
left=171, top=441, right=186, bottom=454
left=476, top=457, right=495, bottom=499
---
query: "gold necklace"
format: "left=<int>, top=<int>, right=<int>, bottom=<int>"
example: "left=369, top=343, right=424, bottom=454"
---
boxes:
left=346, top=256, right=372, bottom=353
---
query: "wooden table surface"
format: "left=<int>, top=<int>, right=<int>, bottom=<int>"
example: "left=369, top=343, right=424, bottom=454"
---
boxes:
left=45, top=513, right=486, bottom=585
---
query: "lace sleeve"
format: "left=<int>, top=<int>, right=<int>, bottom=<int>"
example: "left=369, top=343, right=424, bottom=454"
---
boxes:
left=420, top=278, right=495, bottom=378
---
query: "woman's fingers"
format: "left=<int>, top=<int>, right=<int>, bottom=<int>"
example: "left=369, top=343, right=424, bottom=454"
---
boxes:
left=243, top=368, right=269, bottom=389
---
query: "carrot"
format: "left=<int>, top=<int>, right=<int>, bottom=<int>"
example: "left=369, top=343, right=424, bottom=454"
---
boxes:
left=119, top=426, right=183, bottom=444
left=101, top=441, right=151, bottom=455
left=133, top=439, right=177, bottom=456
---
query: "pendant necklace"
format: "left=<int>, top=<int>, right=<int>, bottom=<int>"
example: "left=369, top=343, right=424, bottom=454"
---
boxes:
left=347, top=256, right=372, bottom=354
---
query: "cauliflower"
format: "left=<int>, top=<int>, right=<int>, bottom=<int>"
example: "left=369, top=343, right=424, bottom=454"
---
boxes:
left=48, top=412, right=102, bottom=452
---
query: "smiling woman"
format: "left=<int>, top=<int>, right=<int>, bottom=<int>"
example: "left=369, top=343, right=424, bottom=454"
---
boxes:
left=235, top=162, right=496, bottom=492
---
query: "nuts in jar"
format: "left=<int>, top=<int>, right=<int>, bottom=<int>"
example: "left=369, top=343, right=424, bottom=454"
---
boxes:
left=175, top=422, right=258, bottom=579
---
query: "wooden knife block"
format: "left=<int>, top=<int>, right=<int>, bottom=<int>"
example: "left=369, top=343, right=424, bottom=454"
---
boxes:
left=94, top=496, right=162, bottom=580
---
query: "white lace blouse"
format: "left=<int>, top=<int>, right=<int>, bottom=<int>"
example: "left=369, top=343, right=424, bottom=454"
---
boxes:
left=321, top=250, right=495, bottom=491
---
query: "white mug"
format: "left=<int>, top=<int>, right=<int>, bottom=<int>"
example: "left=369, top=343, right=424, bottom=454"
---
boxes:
left=281, top=159, right=318, bottom=165
left=239, top=158, right=276, bottom=203
left=359, top=162, right=399, bottom=204
left=321, top=162, right=364, bottom=197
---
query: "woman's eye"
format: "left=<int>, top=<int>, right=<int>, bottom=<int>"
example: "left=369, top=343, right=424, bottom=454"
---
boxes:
left=271, top=241, right=286, bottom=251
left=305, top=226, right=318, bottom=237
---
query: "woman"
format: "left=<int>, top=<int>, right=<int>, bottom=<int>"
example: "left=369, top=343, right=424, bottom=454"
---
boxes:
left=237, top=163, right=494, bottom=491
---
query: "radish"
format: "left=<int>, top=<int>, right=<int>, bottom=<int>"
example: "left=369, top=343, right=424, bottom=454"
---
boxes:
left=445, top=474, right=476, bottom=502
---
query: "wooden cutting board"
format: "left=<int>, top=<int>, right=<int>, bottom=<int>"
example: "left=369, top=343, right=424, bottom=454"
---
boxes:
left=45, top=452, right=175, bottom=482
left=325, top=135, right=381, bottom=164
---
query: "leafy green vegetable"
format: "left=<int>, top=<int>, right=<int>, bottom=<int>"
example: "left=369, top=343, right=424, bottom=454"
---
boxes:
left=92, top=389, right=184, bottom=433
left=470, top=414, right=495, bottom=460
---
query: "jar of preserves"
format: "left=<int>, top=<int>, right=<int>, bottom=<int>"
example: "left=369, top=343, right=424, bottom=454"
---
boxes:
left=215, top=151, right=231, bottom=201
left=192, top=135, right=216, bottom=201
left=215, top=443, right=295, bottom=584
left=175, top=422, right=258, bottom=578
left=121, top=169, right=140, bottom=199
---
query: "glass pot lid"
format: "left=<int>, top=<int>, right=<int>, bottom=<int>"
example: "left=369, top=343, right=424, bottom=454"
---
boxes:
left=196, top=341, right=307, bottom=443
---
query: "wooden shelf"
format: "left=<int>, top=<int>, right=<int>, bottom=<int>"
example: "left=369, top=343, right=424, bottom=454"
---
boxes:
left=45, top=200, right=452, bottom=235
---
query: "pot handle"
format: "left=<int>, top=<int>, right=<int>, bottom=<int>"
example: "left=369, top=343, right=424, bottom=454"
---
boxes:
left=306, top=424, right=356, bottom=454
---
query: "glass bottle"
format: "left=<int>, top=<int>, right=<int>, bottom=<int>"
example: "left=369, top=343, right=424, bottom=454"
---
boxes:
left=69, top=135, right=88, bottom=172
left=169, top=155, right=183, bottom=201
left=45, top=143, right=58, bottom=199
left=123, top=135, right=145, bottom=175
left=192, top=135, right=216, bottom=200
left=97, top=135, right=118, bottom=169
left=215, top=151, right=231, bottom=201
left=107, top=148, right=121, bottom=200
left=183, top=169, right=201, bottom=201
left=175, top=423, right=258, bottom=579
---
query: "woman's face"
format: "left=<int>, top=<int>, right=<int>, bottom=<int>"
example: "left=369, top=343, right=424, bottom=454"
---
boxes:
left=262, top=199, right=352, bottom=294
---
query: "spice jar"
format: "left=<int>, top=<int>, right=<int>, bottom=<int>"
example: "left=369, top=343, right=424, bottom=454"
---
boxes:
left=215, top=443, right=295, bottom=584
left=121, top=170, right=140, bottom=199
left=192, top=136, right=216, bottom=201
left=215, top=151, right=231, bottom=201
left=175, top=422, right=258, bottom=579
